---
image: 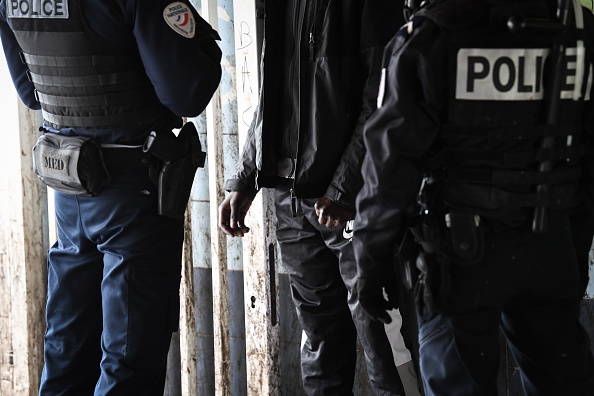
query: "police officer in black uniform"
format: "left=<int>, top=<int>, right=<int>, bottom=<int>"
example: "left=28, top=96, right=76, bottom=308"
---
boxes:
left=0, top=0, right=221, bottom=394
left=353, top=0, right=594, bottom=394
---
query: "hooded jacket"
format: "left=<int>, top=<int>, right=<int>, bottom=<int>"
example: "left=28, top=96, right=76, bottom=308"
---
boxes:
left=224, top=0, right=403, bottom=212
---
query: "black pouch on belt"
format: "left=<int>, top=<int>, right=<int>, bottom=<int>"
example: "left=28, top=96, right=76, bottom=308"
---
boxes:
left=446, top=211, right=484, bottom=266
left=32, top=133, right=111, bottom=196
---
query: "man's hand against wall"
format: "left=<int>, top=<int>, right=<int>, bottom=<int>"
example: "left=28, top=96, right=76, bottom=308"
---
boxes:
left=314, top=196, right=354, bottom=228
left=219, top=191, right=253, bottom=237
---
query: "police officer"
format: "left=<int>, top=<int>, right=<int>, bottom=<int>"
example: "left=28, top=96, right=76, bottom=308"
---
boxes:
left=353, top=0, right=594, bottom=394
left=217, top=1, right=414, bottom=395
left=0, top=0, right=221, bottom=394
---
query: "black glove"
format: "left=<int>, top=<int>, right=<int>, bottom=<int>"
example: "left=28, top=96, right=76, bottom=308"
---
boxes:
left=357, top=267, right=399, bottom=324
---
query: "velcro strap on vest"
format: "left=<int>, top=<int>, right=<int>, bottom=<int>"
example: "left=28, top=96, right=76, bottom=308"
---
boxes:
left=445, top=167, right=581, bottom=185
left=42, top=109, right=151, bottom=128
left=441, top=124, right=581, bottom=143
left=28, top=69, right=144, bottom=87
left=35, top=88, right=155, bottom=107
left=22, top=52, right=138, bottom=69
left=426, top=146, right=583, bottom=169
left=444, top=183, right=579, bottom=209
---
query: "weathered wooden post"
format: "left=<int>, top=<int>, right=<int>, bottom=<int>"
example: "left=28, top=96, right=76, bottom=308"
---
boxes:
left=200, top=1, right=233, bottom=394
left=231, top=1, right=282, bottom=394
left=179, top=200, right=198, bottom=396
left=1, top=95, right=47, bottom=395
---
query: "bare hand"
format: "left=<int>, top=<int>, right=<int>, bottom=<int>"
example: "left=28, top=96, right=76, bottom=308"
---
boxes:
left=314, top=196, right=354, bottom=228
left=219, top=191, right=253, bottom=237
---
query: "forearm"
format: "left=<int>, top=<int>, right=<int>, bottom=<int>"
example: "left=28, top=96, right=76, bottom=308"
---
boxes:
left=0, top=7, right=39, bottom=109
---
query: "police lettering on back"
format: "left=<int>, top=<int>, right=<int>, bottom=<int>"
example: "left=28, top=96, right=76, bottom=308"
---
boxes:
left=7, top=0, right=68, bottom=19
left=456, top=47, right=592, bottom=101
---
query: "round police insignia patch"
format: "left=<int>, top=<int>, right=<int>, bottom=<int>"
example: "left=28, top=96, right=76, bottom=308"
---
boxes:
left=163, top=2, right=195, bottom=38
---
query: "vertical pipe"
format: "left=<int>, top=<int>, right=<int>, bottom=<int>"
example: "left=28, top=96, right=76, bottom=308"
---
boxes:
left=201, top=1, right=233, bottom=394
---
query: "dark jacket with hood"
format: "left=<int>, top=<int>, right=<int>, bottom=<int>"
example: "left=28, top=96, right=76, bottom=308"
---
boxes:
left=224, top=0, right=403, bottom=213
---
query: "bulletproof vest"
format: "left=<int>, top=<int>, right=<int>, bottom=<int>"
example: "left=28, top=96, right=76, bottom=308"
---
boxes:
left=6, top=0, right=170, bottom=129
left=418, top=0, right=593, bottom=218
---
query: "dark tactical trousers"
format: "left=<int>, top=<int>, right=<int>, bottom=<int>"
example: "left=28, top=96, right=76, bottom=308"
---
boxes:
left=418, top=214, right=594, bottom=396
left=275, top=183, right=405, bottom=396
left=39, top=166, right=184, bottom=396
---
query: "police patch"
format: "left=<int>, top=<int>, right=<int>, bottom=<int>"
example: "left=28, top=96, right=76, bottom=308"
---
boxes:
left=455, top=47, right=590, bottom=101
left=6, top=0, right=69, bottom=19
left=456, top=48, right=549, bottom=101
left=163, top=2, right=195, bottom=39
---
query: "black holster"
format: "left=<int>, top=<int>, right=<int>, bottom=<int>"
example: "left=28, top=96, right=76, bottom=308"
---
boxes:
left=410, top=213, right=451, bottom=315
left=414, top=250, right=451, bottom=316
left=142, top=122, right=206, bottom=219
left=410, top=209, right=485, bottom=315
left=395, top=228, right=421, bottom=292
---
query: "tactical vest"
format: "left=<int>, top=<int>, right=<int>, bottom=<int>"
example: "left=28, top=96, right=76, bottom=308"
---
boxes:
left=418, top=0, right=593, bottom=221
left=6, top=0, right=171, bottom=129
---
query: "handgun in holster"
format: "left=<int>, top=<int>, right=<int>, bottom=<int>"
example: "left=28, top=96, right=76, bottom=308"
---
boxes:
left=142, top=122, right=206, bottom=219
left=394, top=228, right=421, bottom=292
left=410, top=213, right=452, bottom=316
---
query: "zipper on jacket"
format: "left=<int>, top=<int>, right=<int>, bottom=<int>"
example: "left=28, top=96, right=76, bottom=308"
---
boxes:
left=290, top=188, right=297, bottom=217
left=291, top=0, right=317, bottom=209
left=292, top=0, right=306, bottom=207
left=284, top=0, right=301, bottom=161
left=308, top=1, right=317, bottom=61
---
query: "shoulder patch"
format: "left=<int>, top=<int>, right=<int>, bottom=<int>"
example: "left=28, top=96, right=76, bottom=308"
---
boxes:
left=163, top=2, right=195, bottom=39
left=6, top=0, right=69, bottom=19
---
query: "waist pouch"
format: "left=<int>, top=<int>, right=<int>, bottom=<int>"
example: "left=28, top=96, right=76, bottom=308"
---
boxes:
left=445, top=210, right=485, bottom=266
left=32, top=133, right=111, bottom=196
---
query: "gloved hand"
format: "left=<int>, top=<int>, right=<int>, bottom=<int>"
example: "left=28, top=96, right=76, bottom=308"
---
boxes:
left=357, top=266, right=399, bottom=324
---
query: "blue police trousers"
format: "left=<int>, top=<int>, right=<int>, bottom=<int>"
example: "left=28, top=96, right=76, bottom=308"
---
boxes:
left=418, top=214, right=594, bottom=396
left=38, top=166, right=184, bottom=396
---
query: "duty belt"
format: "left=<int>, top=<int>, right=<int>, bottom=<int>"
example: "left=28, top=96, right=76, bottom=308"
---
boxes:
left=101, top=145, right=156, bottom=176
